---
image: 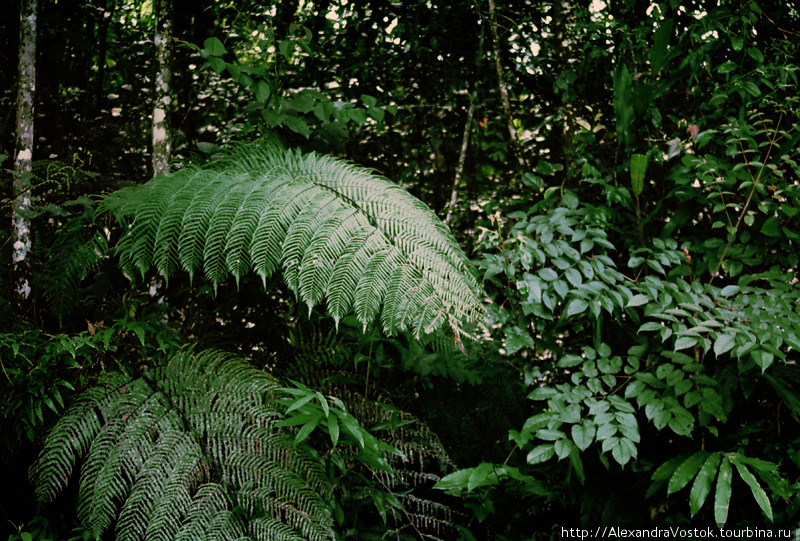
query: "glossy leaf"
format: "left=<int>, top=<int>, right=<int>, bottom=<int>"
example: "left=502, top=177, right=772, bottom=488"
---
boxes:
left=731, top=460, right=773, bottom=521
left=668, top=451, right=709, bottom=495
left=714, top=458, right=733, bottom=528
left=690, top=452, right=721, bottom=516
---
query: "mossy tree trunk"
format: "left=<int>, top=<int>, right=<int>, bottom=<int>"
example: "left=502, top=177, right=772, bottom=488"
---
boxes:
left=13, top=0, right=37, bottom=305
left=152, top=0, right=172, bottom=177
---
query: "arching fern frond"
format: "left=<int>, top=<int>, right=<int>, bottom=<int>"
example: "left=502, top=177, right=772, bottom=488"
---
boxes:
left=31, top=349, right=332, bottom=541
left=101, top=143, right=484, bottom=337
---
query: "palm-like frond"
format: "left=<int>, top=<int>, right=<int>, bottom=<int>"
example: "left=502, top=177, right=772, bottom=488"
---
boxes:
left=101, top=143, right=484, bottom=337
left=31, top=349, right=332, bottom=541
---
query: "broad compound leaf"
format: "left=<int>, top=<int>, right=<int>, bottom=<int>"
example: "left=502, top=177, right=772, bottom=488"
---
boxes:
left=102, top=143, right=484, bottom=338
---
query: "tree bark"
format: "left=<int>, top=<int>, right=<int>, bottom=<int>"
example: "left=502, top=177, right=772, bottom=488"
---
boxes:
left=13, top=0, right=37, bottom=303
left=152, top=0, right=172, bottom=177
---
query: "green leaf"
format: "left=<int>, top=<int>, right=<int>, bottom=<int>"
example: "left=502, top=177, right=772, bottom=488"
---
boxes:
left=747, top=47, right=764, bottom=63
left=626, top=294, right=649, bottom=308
left=537, top=429, right=566, bottom=441
left=719, top=285, right=740, bottom=297
left=279, top=40, right=295, bottom=61
left=539, top=268, right=558, bottom=282
left=295, top=417, right=321, bottom=443
left=565, top=267, right=582, bottom=288
left=327, top=415, right=340, bottom=447
left=597, top=356, right=622, bottom=374
left=285, top=392, right=316, bottom=413
left=630, top=154, right=647, bottom=196
left=732, top=460, right=773, bottom=521
left=558, top=404, right=580, bottom=424
left=565, top=299, right=589, bottom=318
left=571, top=423, right=595, bottom=451
left=367, top=106, right=385, bottom=122
left=505, top=326, right=534, bottom=355
left=714, top=457, right=733, bottom=528
left=652, top=455, right=687, bottom=483
left=207, top=56, right=226, bottom=74
left=639, top=322, right=663, bottom=332
left=283, top=116, right=311, bottom=138
left=611, top=437, right=637, bottom=466
left=713, top=334, right=736, bottom=357
left=668, top=451, right=709, bottom=495
left=649, top=18, right=673, bottom=74
left=595, top=422, right=616, bottom=441
left=433, top=468, right=472, bottom=491
left=557, top=354, right=583, bottom=368
left=555, top=438, right=576, bottom=460
left=718, top=61, right=738, bottom=74
left=751, top=349, right=774, bottom=372
left=338, top=412, right=365, bottom=448
left=292, top=92, right=316, bottom=113
left=674, top=336, right=698, bottom=351
left=743, top=81, right=761, bottom=97
left=760, top=217, right=781, bottom=237
left=690, top=452, right=721, bottom=516
left=527, top=444, right=555, bottom=464
left=107, top=143, right=486, bottom=338
left=528, top=387, right=558, bottom=400
left=203, top=37, right=226, bottom=56
left=613, top=62, right=634, bottom=150
left=254, top=79, right=271, bottom=103
left=468, top=462, right=494, bottom=491
left=348, top=108, right=368, bottom=125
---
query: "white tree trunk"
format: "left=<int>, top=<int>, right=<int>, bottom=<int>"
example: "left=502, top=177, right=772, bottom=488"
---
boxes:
left=13, top=0, right=37, bottom=301
left=152, top=0, right=172, bottom=177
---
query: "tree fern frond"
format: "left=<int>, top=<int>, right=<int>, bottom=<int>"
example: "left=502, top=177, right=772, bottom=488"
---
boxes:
left=152, top=168, right=208, bottom=278
left=31, top=349, right=332, bottom=541
left=354, top=246, right=404, bottom=326
left=203, top=180, right=251, bottom=285
left=39, top=211, right=109, bottom=322
left=102, top=142, right=485, bottom=337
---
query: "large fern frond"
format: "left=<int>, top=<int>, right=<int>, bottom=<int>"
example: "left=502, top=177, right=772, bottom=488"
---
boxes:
left=31, top=349, right=332, bottom=541
left=101, top=143, right=484, bottom=337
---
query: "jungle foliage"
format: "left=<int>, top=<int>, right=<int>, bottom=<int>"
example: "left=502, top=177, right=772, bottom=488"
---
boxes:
left=1, top=0, right=800, bottom=540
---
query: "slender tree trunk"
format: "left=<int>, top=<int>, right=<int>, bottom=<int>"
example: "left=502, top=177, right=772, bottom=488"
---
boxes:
left=487, top=0, right=525, bottom=171
left=152, top=0, right=172, bottom=177
left=93, top=0, right=116, bottom=111
left=13, top=0, right=37, bottom=303
left=445, top=26, right=484, bottom=226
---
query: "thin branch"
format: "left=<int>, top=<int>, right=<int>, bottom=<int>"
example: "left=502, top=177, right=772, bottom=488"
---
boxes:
left=710, top=113, right=782, bottom=283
